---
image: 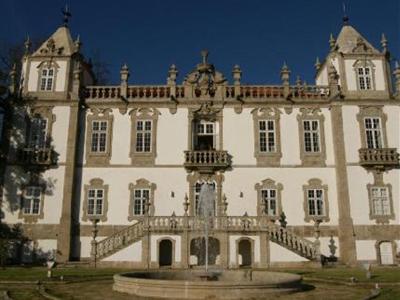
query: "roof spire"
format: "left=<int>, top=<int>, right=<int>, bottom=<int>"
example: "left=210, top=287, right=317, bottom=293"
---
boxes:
left=200, top=50, right=209, bottom=65
left=342, top=2, right=349, bottom=25
left=329, top=33, right=336, bottom=52
left=62, top=4, right=72, bottom=27
left=314, top=57, right=321, bottom=72
left=380, top=33, right=388, bottom=53
left=24, top=35, right=31, bottom=56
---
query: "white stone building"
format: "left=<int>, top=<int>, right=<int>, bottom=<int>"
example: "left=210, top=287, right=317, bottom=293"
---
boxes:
left=1, top=16, right=399, bottom=268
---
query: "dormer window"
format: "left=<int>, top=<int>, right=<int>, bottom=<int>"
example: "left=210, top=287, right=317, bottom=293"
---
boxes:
left=40, top=68, right=55, bottom=91
left=354, top=60, right=375, bottom=91
left=358, top=67, right=372, bottom=90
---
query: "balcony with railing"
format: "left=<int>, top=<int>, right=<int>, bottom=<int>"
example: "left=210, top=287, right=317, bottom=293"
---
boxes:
left=184, top=150, right=231, bottom=173
left=359, top=148, right=399, bottom=170
left=19, top=147, right=56, bottom=167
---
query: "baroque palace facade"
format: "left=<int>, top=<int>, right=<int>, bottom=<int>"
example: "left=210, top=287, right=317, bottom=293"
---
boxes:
left=1, top=17, right=400, bottom=268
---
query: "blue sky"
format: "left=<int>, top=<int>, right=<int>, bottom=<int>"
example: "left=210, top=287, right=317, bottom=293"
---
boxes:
left=1, top=0, right=399, bottom=84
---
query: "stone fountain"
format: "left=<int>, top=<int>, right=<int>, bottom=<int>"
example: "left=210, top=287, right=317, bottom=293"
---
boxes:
left=113, top=183, right=303, bottom=299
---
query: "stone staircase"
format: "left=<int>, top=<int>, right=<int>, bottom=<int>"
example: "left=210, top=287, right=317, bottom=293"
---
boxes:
left=93, top=216, right=322, bottom=262
left=267, top=225, right=320, bottom=261
left=94, top=221, right=144, bottom=260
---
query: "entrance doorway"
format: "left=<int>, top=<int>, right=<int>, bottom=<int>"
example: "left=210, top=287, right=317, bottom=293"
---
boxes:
left=238, top=239, right=252, bottom=267
left=190, top=237, right=220, bottom=265
left=159, top=239, right=173, bottom=267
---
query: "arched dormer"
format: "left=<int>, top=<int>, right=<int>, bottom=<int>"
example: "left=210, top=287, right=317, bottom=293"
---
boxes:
left=352, top=59, right=376, bottom=91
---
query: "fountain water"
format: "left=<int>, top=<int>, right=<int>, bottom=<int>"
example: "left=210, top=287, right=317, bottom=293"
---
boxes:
left=197, top=183, right=215, bottom=273
left=113, top=186, right=304, bottom=299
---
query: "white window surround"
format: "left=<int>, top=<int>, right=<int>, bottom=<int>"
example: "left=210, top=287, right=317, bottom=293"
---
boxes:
left=364, top=117, right=383, bottom=149
left=135, top=120, right=152, bottom=153
left=259, top=120, right=276, bottom=153
left=22, top=186, right=41, bottom=215
left=133, top=188, right=150, bottom=216
left=36, top=61, right=59, bottom=92
left=91, top=120, right=108, bottom=153
left=82, top=178, right=109, bottom=222
left=261, top=189, right=277, bottom=216
left=353, top=60, right=376, bottom=91
left=87, top=188, right=104, bottom=216
left=302, top=178, right=329, bottom=223
left=306, top=189, right=325, bottom=217
left=303, top=120, right=320, bottom=153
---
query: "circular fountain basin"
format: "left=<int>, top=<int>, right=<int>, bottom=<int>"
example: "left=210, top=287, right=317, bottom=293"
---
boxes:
left=113, top=270, right=302, bottom=299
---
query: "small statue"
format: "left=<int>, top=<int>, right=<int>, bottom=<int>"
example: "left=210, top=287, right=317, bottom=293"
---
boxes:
left=278, top=212, right=287, bottom=228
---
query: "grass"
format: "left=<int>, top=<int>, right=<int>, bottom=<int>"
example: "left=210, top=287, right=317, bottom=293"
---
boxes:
left=0, top=266, right=398, bottom=299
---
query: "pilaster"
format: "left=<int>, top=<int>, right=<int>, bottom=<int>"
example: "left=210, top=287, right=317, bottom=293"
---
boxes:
left=57, top=102, right=79, bottom=262
left=330, top=105, right=357, bottom=265
left=259, top=232, right=269, bottom=268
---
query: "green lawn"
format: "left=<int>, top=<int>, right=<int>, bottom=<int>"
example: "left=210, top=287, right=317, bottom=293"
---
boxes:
left=0, top=266, right=398, bottom=300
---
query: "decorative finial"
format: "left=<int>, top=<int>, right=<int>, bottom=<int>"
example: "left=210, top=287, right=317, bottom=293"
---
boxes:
left=329, top=33, right=336, bottom=51
left=168, top=64, right=178, bottom=85
left=381, top=33, right=388, bottom=53
left=281, top=61, right=289, bottom=72
left=24, top=35, right=31, bottom=56
left=74, top=35, right=81, bottom=52
left=232, top=64, right=242, bottom=85
left=62, top=4, right=72, bottom=27
left=314, top=57, right=321, bottom=71
left=200, top=49, right=209, bottom=64
left=296, top=75, right=302, bottom=86
left=395, top=60, right=400, bottom=70
left=342, top=2, right=349, bottom=25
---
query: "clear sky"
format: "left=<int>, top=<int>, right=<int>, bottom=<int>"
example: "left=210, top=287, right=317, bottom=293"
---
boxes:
left=1, top=0, right=399, bottom=85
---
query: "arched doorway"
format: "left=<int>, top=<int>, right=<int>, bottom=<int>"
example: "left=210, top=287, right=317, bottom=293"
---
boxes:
left=159, top=239, right=173, bottom=267
left=379, top=242, right=394, bottom=265
left=190, top=237, right=220, bottom=266
left=238, top=239, right=252, bottom=267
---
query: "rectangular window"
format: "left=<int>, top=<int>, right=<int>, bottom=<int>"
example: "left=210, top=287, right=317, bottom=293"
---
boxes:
left=22, top=186, right=41, bottom=215
left=40, top=68, right=55, bottom=91
left=259, top=120, right=275, bottom=152
left=29, top=118, right=48, bottom=148
left=358, top=67, right=372, bottom=90
left=307, top=189, right=324, bottom=216
left=91, top=121, right=108, bottom=152
left=371, top=187, right=390, bottom=216
left=261, top=189, right=277, bottom=216
left=87, top=189, right=104, bottom=216
left=136, top=120, right=152, bottom=152
left=364, top=117, right=382, bottom=149
left=133, top=189, right=149, bottom=215
left=303, top=120, right=320, bottom=153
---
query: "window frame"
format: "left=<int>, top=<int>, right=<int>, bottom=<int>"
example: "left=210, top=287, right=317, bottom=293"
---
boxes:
left=297, top=108, right=326, bottom=166
left=86, top=109, right=113, bottom=166
left=302, top=178, right=329, bottom=222
left=18, top=182, right=45, bottom=223
left=82, top=178, right=109, bottom=222
left=36, top=61, right=59, bottom=92
left=252, top=107, right=282, bottom=166
left=28, top=116, right=49, bottom=149
left=255, top=178, right=283, bottom=219
left=367, top=172, right=394, bottom=224
left=128, top=178, right=156, bottom=221
left=130, top=108, right=159, bottom=166
left=357, top=106, right=388, bottom=150
left=353, top=60, right=376, bottom=91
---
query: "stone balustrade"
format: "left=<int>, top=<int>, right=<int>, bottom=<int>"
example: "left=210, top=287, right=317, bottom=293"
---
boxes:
left=85, top=84, right=329, bottom=101
left=85, top=86, right=121, bottom=99
left=184, top=150, right=231, bottom=172
left=267, top=225, right=317, bottom=260
left=359, top=148, right=400, bottom=169
left=19, top=147, right=55, bottom=166
left=94, top=215, right=319, bottom=261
